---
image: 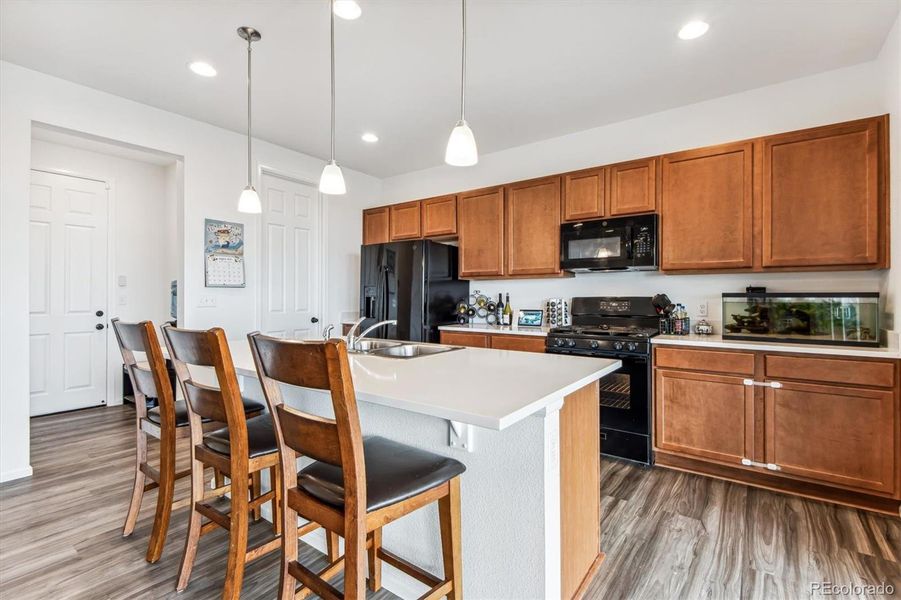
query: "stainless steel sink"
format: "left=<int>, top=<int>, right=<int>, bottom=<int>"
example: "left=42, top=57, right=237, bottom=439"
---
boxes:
left=350, top=339, right=403, bottom=353
left=370, top=343, right=462, bottom=359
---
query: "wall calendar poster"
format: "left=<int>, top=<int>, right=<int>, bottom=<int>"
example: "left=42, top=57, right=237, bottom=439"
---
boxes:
left=204, top=218, right=245, bottom=287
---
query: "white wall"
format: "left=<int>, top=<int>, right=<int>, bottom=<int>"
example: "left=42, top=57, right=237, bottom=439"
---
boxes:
left=878, top=15, right=901, bottom=330
left=383, top=55, right=898, bottom=334
left=0, top=61, right=381, bottom=482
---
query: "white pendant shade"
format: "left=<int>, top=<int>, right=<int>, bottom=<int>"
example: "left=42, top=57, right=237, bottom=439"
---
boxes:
left=238, top=186, right=262, bottom=213
left=333, top=0, right=362, bottom=20
left=445, top=120, right=478, bottom=166
left=319, top=160, right=347, bottom=195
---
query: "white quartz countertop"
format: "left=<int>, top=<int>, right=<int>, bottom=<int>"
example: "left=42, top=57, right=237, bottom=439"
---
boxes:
left=438, top=323, right=551, bottom=337
left=221, top=339, right=619, bottom=430
left=653, top=333, right=901, bottom=359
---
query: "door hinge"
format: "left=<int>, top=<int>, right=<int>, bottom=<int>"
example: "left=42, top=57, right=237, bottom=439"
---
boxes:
left=742, top=379, right=783, bottom=388
left=741, top=458, right=781, bottom=471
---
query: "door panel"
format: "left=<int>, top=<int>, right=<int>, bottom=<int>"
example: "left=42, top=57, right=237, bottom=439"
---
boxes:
left=422, top=195, right=457, bottom=237
left=505, top=177, right=562, bottom=276
left=29, top=170, right=108, bottom=416
left=609, top=158, right=657, bottom=215
left=762, top=118, right=883, bottom=267
left=765, top=381, right=895, bottom=494
left=654, top=369, right=754, bottom=464
left=661, top=142, right=754, bottom=271
left=389, top=201, right=422, bottom=240
left=363, top=207, right=389, bottom=245
left=563, top=168, right=605, bottom=221
left=261, top=173, right=321, bottom=340
left=458, top=187, right=505, bottom=278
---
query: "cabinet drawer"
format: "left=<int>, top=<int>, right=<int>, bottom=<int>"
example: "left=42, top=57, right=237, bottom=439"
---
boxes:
left=489, top=335, right=546, bottom=353
left=654, top=347, right=755, bottom=376
left=439, top=331, right=489, bottom=348
left=765, top=354, right=895, bottom=388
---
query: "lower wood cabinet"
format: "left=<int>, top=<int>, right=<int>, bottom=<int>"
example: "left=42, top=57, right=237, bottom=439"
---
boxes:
left=439, top=330, right=545, bottom=353
left=439, top=331, right=489, bottom=348
left=653, top=346, right=900, bottom=512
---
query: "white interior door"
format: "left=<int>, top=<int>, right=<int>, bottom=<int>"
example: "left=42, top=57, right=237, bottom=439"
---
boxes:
left=29, top=170, right=109, bottom=416
left=261, top=173, right=321, bottom=339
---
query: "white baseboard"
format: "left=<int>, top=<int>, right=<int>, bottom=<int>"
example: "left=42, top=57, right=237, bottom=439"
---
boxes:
left=0, top=465, right=33, bottom=483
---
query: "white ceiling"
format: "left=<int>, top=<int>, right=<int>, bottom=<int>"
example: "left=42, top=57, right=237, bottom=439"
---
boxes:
left=1, top=0, right=898, bottom=177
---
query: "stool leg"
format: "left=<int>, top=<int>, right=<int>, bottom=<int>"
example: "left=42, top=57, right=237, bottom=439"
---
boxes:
left=439, top=476, right=463, bottom=600
left=327, top=530, right=340, bottom=562
left=366, top=528, right=382, bottom=592
left=223, top=472, right=250, bottom=600
left=122, top=424, right=147, bottom=537
left=344, top=522, right=366, bottom=600
left=176, top=454, right=205, bottom=592
left=279, top=494, right=298, bottom=600
left=146, top=427, right=175, bottom=563
left=270, top=466, right=282, bottom=535
left=251, top=471, right=262, bottom=521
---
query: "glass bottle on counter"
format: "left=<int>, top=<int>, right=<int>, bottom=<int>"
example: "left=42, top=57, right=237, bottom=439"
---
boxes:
left=496, top=294, right=505, bottom=325
left=503, top=293, right=513, bottom=325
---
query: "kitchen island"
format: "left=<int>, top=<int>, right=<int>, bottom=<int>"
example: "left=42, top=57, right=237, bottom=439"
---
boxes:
left=223, top=339, right=620, bottom=600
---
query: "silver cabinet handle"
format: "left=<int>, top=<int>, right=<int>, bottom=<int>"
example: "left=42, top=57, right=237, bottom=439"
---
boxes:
left=741, top=458, right=782, bottom=471
left=742, top=379, right=782, bottom=388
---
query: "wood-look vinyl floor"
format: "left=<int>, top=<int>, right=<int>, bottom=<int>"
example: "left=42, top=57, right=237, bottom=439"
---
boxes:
left=1, top=405, right=898, bottom=599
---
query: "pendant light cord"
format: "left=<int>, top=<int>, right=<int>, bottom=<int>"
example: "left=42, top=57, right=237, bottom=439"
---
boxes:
left=246, top=36, right=253, bottom=187
left=330, top=0, right=336, bottom=162
left=460, top=0, right=466, bottom=122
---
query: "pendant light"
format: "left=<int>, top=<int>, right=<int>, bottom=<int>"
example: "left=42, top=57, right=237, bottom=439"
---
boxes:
left=237, top=26, right=262, bottom=213
left=320, top=0, right=347, bottom=195
left=445, top=0, right=478, bottom=166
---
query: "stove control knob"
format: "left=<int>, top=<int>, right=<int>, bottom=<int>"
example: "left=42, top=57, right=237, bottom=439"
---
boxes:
left=589, top=340, right=599, bottom=350
left=554, top=338, right=565, bottom=347
left=613, top=341, right=624, bottom=351
left=627, top=342, right=638, bottom=352
left=566, top=339, right=577, bottom=348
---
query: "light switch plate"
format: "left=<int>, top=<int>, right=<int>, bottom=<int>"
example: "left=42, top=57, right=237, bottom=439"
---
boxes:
left=118, top=275, right=127, bottom=287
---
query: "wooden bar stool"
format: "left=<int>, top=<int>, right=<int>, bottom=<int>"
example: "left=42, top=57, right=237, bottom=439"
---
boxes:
left=248, top=333, right=466, bottom=600
left=162, top=325, right=329, bottom=599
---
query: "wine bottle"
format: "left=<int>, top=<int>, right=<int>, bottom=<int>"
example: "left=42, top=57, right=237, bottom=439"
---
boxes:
left=503, top=293, right=513, bottom=325
left=496, top=294, right=505, bottom=324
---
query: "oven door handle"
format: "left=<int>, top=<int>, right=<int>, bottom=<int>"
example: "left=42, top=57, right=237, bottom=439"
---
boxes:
left=613, top=354, right=647, bottom=363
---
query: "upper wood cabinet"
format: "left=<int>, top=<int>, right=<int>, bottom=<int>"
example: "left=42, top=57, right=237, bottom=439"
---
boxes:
left=562, top=168, right=605, bottom=222
left=761, top=117, right=886, bottom=268
left=389, top=201, right=422, bottom=241
left=661, top=141, right=755, bottom=271
left=362, top=207, right=389, bottom=245
left=764, top=380, right=895, bottom=495
left=421, top=195, right=457, bottom=238
left=505, top=177, right=562, bottom=276
left=458, top=186, right=505, bottom=278
left=608, top=157, right=658, bottom=216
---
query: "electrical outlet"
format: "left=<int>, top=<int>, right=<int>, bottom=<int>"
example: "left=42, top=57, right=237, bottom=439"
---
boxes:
left=198, top=295, right=217, bottom=308
left=697, top=301, right=708, bottom=317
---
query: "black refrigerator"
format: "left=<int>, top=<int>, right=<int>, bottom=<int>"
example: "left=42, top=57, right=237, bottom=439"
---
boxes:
left=360, top=240, right=469, bottom=343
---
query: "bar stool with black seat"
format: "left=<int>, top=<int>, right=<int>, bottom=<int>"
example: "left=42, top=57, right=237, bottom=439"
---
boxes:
left=248, top=333, right=466, bottom=600
left=163, top=325, right=332, bottom=599
left=112, top=319, right=265, bottom=563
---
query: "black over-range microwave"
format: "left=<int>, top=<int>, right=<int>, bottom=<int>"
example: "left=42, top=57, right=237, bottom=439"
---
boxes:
left=560, top=213, right=658, bottom=272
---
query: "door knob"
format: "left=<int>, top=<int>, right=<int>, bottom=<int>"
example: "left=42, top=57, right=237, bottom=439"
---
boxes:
left=96, top=310, right=104, bottom=317
left=310, top=317, right=319, bottom=323
left=95, top=323, right=105, bottom=330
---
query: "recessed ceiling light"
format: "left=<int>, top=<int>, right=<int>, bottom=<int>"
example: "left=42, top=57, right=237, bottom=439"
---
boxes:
left=678, top=21, right=709, bottom=40
left=361, top=132, right=379, bottom=143
left=188, top=61, right=217, bottom=77
left=333, top=0, right=362, bottom=20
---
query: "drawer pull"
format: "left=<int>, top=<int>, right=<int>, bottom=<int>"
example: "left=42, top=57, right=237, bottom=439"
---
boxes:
left=741, top=458, right=782, bottom=471
left=742, top=379, right=783, bottom=388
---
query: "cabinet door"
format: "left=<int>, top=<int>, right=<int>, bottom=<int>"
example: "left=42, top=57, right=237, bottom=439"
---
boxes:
left=505, top=176, right=562, bottom=276
left=609, top=158, right=657, bottom=216
left=362, top=207, right=389, bottom=245
left=422, top=195, right=457, bottom=238
left=439, top=331, right=489, bottom=348
left=761, top=118, right=884, bottom=268
left=389, top=201, right=422, bottom=241
left=765, top=381, right=895, bottom=494
left=661, top=142, right=754, bottom=271
left=488, top=335, right=546, bottom=353
left=562, top=168, right=605, bottom=222
left=654, top=369, right=755, bottom=464
left=458, top=187, right=505, bottom=278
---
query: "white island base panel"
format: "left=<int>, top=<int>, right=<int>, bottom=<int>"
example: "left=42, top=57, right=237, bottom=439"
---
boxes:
left=239, top=376, right=603, bottom=600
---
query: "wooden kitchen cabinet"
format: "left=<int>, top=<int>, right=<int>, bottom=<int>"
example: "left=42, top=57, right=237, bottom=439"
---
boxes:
left=421, top=195, right=457, bottom=238
left=362, top=207, right=390, bottom=245
left=439, top=331, right=489, bottom=348
left=489, top=335, right=546, bottom=353
left=505, top=176, right=562, bottom=276
left=654, top=368, right=755, bottom=465
left=608, top=157, right=657, bottom=216
left=457, top=186, right=505, bottom=278
left=562, top=167, right=605, bottom=222
left=765, top=380, right=895, bottom=494
left=389, top=201, right=422, bottom=241
left=761, top=117, right=887, bottom=269
left=660, top=141, right=755, bottom=271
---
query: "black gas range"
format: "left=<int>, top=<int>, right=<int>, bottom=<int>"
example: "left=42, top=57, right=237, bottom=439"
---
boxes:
left=545, top=297, right=660, bottom=465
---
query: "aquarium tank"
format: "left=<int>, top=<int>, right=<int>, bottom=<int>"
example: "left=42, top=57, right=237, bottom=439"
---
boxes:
left=721, top=292, right=880, bottom=347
